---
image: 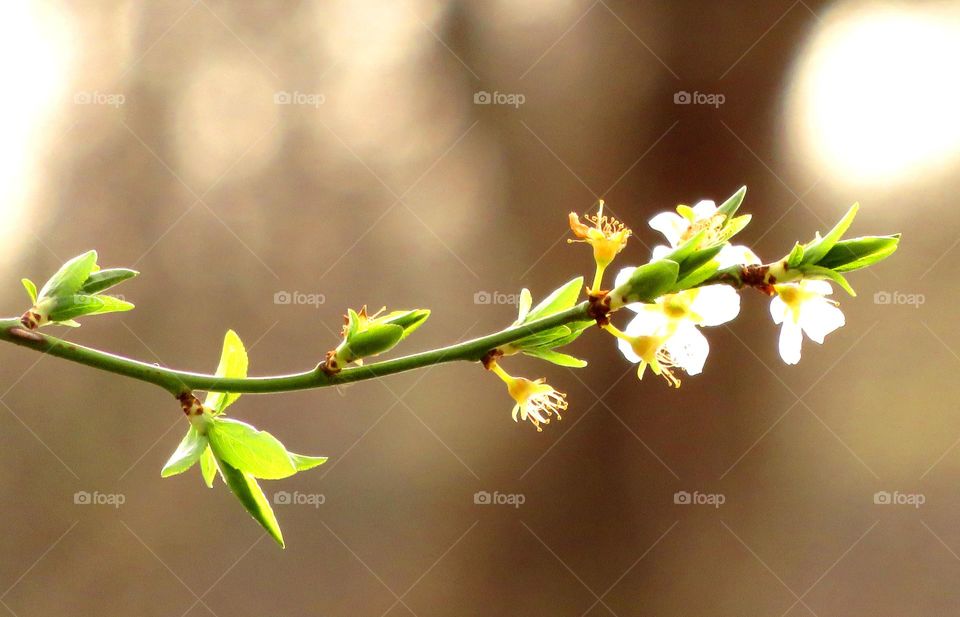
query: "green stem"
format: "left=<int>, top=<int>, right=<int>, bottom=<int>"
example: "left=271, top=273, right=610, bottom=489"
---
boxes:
left=0, top=303, right=592, bottom=397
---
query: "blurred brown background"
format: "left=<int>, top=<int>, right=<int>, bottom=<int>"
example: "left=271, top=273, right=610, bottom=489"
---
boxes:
left=1, top=1, right=958, bottom=615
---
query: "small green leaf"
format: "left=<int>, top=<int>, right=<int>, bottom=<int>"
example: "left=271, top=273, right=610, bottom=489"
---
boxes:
left=217, top=457, right=284, bottom=548
left=21, top=279, right=37, bottom=304
left=205, top=330, right=248, bottom=414
left=207, top=418, right=298, bottom=480
left=675, top=245, right=724, bottom=282
left=200, top=447, right=218, bottom=488
left=161, top=427, right=208, bottom=477
left=816, top=234, right=900, bottom=272
left=662, top=230, right=707, bottom=264
left=37, top=250, right=98, bottom=301
left=523, top=348, right=587, bottom=368
left=674, top=262, right=721, bottom=290
left=290, top=453, right=328, bottom=471
left=802, top=203, right=860, bottom=265
left=79, top=268, right=139, bottom=294
left=800, top=265, right=856, bottom=296
left=515, top=289, right=533, bottom=324
left=715, top=186, right=747, bottom=218
left=611, top=260, right=679, bottom=308
left=524, top=276, right=584, bottom=323
left=377, top=309, right=430, bottom=339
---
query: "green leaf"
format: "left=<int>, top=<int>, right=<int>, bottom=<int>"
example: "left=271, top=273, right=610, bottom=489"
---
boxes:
left=161, top=427, right=208, bottom=477
left=611, top=260, right=679, bottom=308
left=200, top=447, right=218, bottom=488
left=675, top=245, right=724, bottom=281
left=816, top=234, right=900, bottom=272
left=523, top=348, right=587, bottom=368
left=524, top=276, right=584, bottom=323
left=217, top=457, right=284, bottom=548
left=47, top=294, right=134, bottom=323
left=674, top=262, right=721, bottom=290
left=79, top=268, right=139, bottom=294
left=290, top=453, right=328, bottom=471
left=207, top=418, right=298, bottom=480
left=21, top=279, right=37, bottom=304
left=715, top=186, right=747, bottom=218
left=37, top=250, right=98, bottom=301
left=662, top=230, right=707, bottom=264
left=205, top=330, right=248, bottom=413
left=802, top=203, right=860, bottom=265
left=799, top=265, right=856, bottom=296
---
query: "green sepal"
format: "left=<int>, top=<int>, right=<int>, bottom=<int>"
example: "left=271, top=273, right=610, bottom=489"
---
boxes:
left=523, top=348, right=587, bottom=368
left=342, top=324, right=405, bottom=361
left=715, top=186, right=747, bottom=218
left=801, top=203, right=859, bottom=266
left=21, top=279, right=37, bottom=304
left=524, top=276, right=584, bottom=323
left=375, top=309, right=430, bottom=339
left=799, top=265, right=856, bottom=296
left=79, top=268, right=139, bottom=295
left=205, top=330, right=248, bottom=414
left=216, top=456, right=285, bottom=548
left=786, top=242, right=805, bottom=269
left=815, top=234, right=900, bottom=272
left=46, top=294, right=134, bottom=323
left=717, top=214, right=752, bottom=243
left=37, top=250, right=98, bottom=301
left=161, top=427, right=208, bottom=477
left=610, top=260, right=679, bottom=308
left=207, top=417, right=299, bottom=480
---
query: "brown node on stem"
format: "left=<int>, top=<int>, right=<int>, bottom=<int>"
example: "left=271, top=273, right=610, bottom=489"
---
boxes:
left=741, top=264, right=775, bottom=295
left=587, top=291, right=612, bottom=327
left=177, top=392, right=203, bottom=416
left=19, top=310, right=41, bottom=330
left=320, top=350, right=341, bottom=376
left=481, top=348, right=503, bottom=370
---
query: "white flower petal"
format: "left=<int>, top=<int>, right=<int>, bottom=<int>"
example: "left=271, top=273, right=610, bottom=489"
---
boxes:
left=624, top=308, right=668, bottom=336
left=690, top=200, right=718, bottom=219
left=689, top=285, right=741, bottom=326
left=664, top=323, right=709, bottom=375
left=651, top=245, right=671, bottom=260
left=769, top=294, right=790, bottom=325
left=648, top=212, right=688, bottom=247
left=716, top=244, right=762, bottom=268
left=614, top=266, right=636, bottom=289
left=778, top=320, right=803, bottom=364
left=617, top=337, right=642, bottom=363
left=803, top=279, right=833, bottom=296
left=798, top=298, right=845, bottom=343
